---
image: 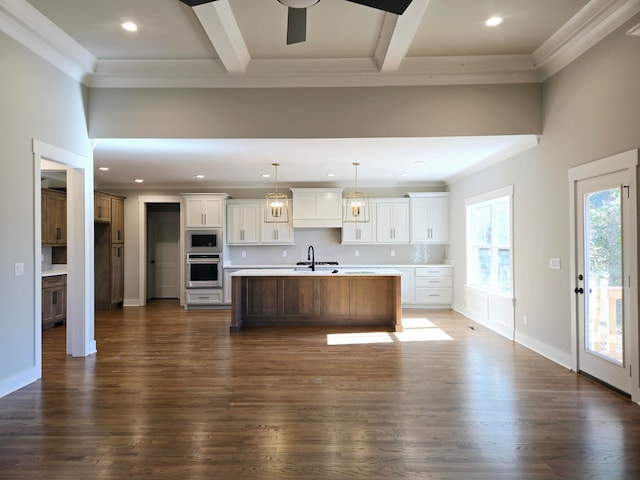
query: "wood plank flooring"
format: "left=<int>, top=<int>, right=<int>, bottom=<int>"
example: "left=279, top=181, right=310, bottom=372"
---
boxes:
left=2, top=300, right=640, bottom=479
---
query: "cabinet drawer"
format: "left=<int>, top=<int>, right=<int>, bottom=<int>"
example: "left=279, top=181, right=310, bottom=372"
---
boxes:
left=415, top=288, right=452, bottom=304
left=415, top=276, right=452, bottom=288
left=415, top=267, right=452, bottom=277
left=43, top=275, right=66, bottom=288
left=186, top=289, right=224, bottom=305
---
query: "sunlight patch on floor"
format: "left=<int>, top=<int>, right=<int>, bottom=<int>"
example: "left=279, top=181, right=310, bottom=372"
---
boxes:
left=327, top=332, right=394, bottom=345
left=326, top=317, right=453, bottom=345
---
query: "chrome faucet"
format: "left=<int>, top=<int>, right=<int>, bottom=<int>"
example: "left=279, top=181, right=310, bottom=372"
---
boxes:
left=307, top=245, right=315, bottom=271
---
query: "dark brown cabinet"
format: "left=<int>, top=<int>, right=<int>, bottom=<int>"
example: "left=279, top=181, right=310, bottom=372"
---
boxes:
left=42, top=275, right=66, bottom=329
left=41, top=189, right=67, bottom=245
left=95, top=192, right=126, bottom=310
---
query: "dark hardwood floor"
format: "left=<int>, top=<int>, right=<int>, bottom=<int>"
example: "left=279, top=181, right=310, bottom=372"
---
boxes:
left=1, top=300, right=640, bottom=479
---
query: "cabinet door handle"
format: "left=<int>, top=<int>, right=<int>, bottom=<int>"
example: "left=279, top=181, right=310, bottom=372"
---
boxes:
left=52, top=291, right=58, bottom=304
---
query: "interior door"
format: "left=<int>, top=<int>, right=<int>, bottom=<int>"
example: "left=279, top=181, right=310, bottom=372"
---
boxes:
left=147, top=206, right=180, bottom=299
left=575, top=170, right=632, bottom=394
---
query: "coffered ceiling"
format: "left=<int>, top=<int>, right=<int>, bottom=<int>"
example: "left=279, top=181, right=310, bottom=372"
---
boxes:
left=7, top=0, right=639, bottom=188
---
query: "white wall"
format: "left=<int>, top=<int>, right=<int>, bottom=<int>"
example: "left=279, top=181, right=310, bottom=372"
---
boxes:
left=447, top=13, right=640, bottom=367
left=0, top=32, right=91, bottom=396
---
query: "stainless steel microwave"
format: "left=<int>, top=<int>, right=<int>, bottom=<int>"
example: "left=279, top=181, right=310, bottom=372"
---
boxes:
left=186, top=229, right=222, bottom=253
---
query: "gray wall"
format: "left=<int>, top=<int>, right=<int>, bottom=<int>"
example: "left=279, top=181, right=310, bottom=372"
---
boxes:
left=88, top=84, right=542, bottom=139
left=447, top=13, right=640, bottom=360
left=0, top=32, right=90, bottom=387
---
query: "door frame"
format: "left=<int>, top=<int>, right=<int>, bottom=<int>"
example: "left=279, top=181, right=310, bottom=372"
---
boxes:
left=34, top=139, right=96, bottom=359
left=569, top=149, right=639, bottom=402
left=137, top=196, right=184, bottom=307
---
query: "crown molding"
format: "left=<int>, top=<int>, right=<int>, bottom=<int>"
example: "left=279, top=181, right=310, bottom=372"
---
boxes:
left=533, top=0, right=640, bottom=80
left=0, top=0, right=96, bottom=84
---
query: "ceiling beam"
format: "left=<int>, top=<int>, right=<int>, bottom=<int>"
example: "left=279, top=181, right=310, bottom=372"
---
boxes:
left=192, top=0, right=250, bottom=74
left=374, top=0, right=431, bottom=72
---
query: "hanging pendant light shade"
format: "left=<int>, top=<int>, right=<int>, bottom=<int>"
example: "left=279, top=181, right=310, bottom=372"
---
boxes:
left=343, top=162, right=370, bottom=222
left=265, top=163, right=290, bottom=223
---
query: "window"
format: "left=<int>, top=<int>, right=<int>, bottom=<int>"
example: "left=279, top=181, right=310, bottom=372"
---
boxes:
left=466, top=186, right=513, bottom=296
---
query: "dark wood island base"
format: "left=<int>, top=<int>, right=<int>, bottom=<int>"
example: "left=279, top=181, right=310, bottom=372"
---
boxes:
left=230, top=270, right=403, bottom=332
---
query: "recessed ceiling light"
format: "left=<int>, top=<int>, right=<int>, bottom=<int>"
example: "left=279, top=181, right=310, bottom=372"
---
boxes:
left=195, top=174, right=205, bottom=179
left=134, top=178, right=144, bottom=183
left=98, top=167, right=109, bottom=171
left=327, top=173, right=336, bottom=177
left=121, top=21, right=138, bottom=32
left=485, top=16, right=503, bottom=27
left=402, top=173, right=410, bottom=177
left=413, top=161, right=425, bottom=166
left=262, top=173, right=271, bottom=178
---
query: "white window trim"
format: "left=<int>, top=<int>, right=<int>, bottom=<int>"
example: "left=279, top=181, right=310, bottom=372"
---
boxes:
left=465, top=185, right=514, bottom=298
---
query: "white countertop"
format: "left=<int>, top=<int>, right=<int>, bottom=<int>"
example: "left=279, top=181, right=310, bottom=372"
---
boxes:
left=224, top=263, right=452, bottom=269
left=42, top=265, right=67, bottom=277
left=231, top=268, right=402, bottom=277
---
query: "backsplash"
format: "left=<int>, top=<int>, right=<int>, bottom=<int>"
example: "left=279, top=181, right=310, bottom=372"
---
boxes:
left=226, top=228, right=446, bottom=266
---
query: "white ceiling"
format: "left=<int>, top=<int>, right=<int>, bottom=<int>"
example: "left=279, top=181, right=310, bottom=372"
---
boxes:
left=13, top=0, right=639, bottom=189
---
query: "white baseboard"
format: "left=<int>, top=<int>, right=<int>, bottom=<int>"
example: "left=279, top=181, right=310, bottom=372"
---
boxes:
left=453, top=301, right=574, bottom=371
left=0, top=366, right=41, bottom=399
left=123, top=298, right=142, bottom=307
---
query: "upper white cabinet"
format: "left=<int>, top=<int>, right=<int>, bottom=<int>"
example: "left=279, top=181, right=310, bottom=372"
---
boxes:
left=227, top=200, right=261, bottom=244
left=183, top=193, right=227, bottom=228
left=291, top=188, right=343, bottom=228
left=375, top=199, right=410, bottom=243
left=261, top=204, right=294, bottom=244
left=408, top=192, right=449, bottom=244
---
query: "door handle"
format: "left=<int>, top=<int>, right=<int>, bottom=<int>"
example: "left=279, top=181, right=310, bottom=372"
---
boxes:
left=574, top=287, right=584, bottom=294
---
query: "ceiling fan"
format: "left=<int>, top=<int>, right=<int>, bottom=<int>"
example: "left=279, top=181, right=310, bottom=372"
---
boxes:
left=180, top=0, right=413, bottom=45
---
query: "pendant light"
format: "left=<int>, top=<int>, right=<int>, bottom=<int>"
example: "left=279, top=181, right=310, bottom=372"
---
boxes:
left=265, top=163, right=290, bottom=223
left=343, top=162, right=370, bottom=222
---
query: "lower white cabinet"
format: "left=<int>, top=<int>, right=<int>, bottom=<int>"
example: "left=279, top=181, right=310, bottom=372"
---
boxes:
left=394, top=267, right=415, bottom=305
left=414, top=266, right=453, bottom=306
left=186, top=288, right=224, bottom=307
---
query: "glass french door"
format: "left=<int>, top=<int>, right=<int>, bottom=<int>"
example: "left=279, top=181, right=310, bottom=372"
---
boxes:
left=575, top=170, right=632, bottom=394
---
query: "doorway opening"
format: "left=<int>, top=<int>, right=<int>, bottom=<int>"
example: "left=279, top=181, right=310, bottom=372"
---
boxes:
left=137, top=195, right=184, bottom=307
left=146, top=203, right=181, bottom=301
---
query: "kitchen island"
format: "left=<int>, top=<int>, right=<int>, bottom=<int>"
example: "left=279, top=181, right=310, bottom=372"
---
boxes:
left=229, top=269, right=403, bottom=332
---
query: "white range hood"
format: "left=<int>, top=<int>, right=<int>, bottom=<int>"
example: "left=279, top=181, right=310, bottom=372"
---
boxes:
left=290, top=188, right=344, bottom=228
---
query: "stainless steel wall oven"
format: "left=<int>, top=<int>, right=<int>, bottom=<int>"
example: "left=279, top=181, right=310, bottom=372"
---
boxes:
left=185, top=253, right=222, bottom=288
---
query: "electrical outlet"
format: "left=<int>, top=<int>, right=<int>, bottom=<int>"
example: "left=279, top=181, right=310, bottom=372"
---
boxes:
left=282, top=250, right=287, bottom=257
left=241, top=251, right=246, bottom=258
left=523, top=315, right=528, bottom=326
left=355, top=250, right=359, bottom=257
left=391, top=250, right=396, bottom=257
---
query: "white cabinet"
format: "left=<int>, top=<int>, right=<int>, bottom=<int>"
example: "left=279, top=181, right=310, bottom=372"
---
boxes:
left=261, top=204, right=294, bottom=244
left=291, top=188, right=343, bottom=228
left=394, top=267, right=415, bottom=305
left=409, top=193, right=449, bottom=244
left=185, top=288, right=224, bottom=307
left=183, top=194, right=226, bottom=228
left=375, top=199, right=410, bottom=243
left=341, top=201, right=376, bottom=244
left=414, top=266, right=453, bottom=306
left=227, top=201, right=261, bottom=244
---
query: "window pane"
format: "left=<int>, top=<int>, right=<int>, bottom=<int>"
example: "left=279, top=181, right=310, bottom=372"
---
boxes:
left=494, top=200, right=509, bottom=246
left=472, top=205, right=489, bottom=244
left=497, top=249, right=511, bottom=292
left=476, top=248, right=491, bottom=287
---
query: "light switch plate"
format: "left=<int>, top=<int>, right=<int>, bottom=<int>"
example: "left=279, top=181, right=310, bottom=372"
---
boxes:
left=14, top=262, right=25, bottom=276
left=548, top=258, right=561, bottom=270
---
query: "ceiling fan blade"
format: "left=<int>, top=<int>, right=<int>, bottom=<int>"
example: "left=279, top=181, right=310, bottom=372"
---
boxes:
left=345, top=0, right=413, bottom=15
left=179, top=0, right=218, bottom=7
left=286, top=7, right=307, bottom=45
